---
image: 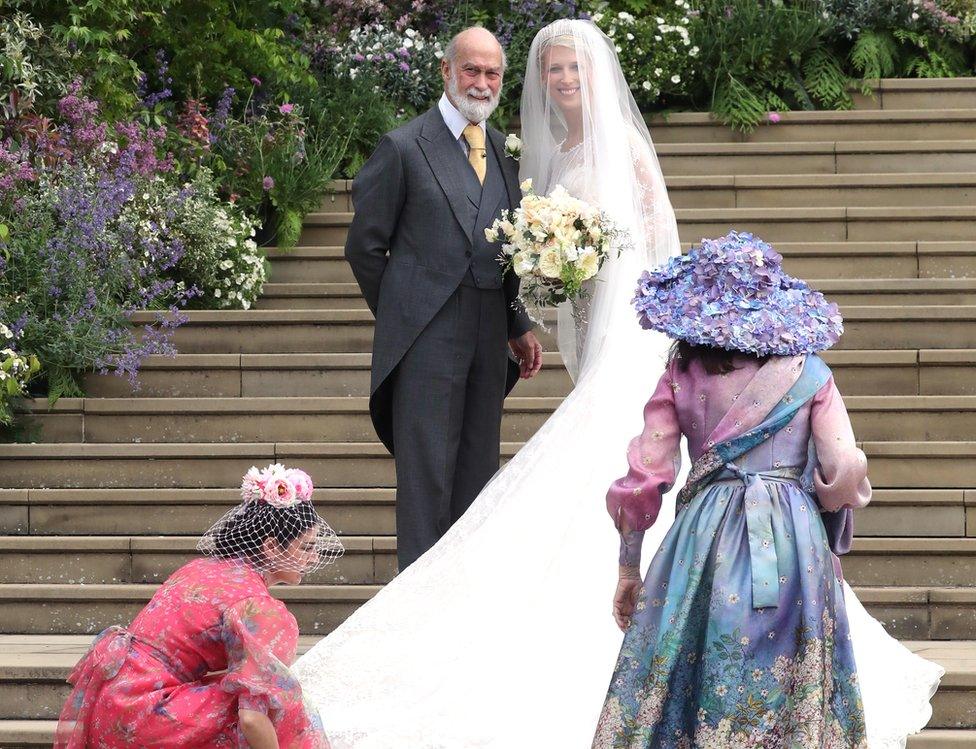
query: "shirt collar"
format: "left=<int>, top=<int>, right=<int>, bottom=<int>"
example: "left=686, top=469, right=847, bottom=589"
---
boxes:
left=438, top=92, right=487, bottom=143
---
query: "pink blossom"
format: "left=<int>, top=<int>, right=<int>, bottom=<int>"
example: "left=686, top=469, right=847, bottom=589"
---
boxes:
left=766, top=112, right=781, bottom=124
left=240, top=465, right=264, bottom=501
left=263, top=476, right=297, bottom=507
left=286, top=468, right=315, bottom=500
left=250, top=76, right=262, bottom=87
left=262, top=175, right=275, bottom=191
left=279, top=103, right=294, bottom=114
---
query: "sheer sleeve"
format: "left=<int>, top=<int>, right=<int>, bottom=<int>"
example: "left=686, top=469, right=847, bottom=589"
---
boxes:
left=221, top=595, right=305, bottom=717
left=810, top=377, right=872, bottom=512
left=607, top=363, right=682, bottom=567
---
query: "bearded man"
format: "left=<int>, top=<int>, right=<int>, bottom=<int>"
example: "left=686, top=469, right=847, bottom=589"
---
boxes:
left=344, top=26, right=543, bottom=570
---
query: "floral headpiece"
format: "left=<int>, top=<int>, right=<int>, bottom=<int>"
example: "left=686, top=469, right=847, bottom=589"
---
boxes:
left=197, top=463, right=343, bottom=574
left=634, top=231, right=843, bottom=357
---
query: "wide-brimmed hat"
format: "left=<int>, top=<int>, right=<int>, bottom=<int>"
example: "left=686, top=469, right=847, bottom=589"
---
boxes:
left=634, top=231, right=843, bottom=356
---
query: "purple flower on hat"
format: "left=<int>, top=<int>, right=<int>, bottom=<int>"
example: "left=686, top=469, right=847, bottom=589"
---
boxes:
left=633, top=230, right=843, bottom=356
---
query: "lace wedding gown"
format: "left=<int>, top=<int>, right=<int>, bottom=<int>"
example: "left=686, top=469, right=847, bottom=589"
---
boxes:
left=296, top=19, right=942, bottom=749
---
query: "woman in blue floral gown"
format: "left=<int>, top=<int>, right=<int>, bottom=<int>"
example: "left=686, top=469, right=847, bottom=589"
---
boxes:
left=593, top=232, right=874, bottom=748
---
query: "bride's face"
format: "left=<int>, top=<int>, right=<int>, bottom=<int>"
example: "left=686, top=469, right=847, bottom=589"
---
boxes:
left=543, top=44, right=582, bottom=115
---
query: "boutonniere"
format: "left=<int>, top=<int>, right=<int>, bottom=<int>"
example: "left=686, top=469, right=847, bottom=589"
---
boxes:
left=504, top=133, right=522, bottom=161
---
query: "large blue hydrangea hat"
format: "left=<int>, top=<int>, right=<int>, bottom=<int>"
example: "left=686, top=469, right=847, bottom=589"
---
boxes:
left=634, top=230, right=843, bottom=356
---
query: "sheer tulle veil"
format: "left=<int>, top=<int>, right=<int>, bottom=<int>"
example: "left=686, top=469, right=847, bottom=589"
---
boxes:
left=519, top=19, right=680, bottom=380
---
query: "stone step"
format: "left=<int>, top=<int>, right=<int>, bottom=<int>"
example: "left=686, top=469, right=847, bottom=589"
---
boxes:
left=0, top=638, right=966, bottom=726
left=265, top=242, right=976, bottom=283
left=0, top=487, right=396, bottom=536
left=0, top=441, right=973, bottom=489
left=0, top=582, right=970, bottom=638
left=128, top=307, right=976, bottom=353
left=646, top=109, right=976, bottom=144
left=856, top=78, right=976, bottom=111
left=254, top=279, right=976, bottom=310
left=0, top=535, right=396, bottom=586
left=656, top=141, right=976, bottom=176
left=78, top=350, right=976, bottom=400
left=2, top=635, right=970, bottom=725
left=319, top=173, right=976, bottom=212
left=4, top=488, right=968, bottom=538
left=0, top=583, right=379, bottom=636
left=0, top=535, right=972, bottom=589
left=15, top=396, right=564, bottom=444
left=0, top=726, right=956, bottom=749
left=81, top=352, right=574, bottom=398
left=17, top=395, right=976, bottom=443
left=297, top=207, right=976, bottom=245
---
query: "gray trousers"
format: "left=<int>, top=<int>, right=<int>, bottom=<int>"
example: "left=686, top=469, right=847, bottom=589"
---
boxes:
left=391, top=283, right=508, bottom=570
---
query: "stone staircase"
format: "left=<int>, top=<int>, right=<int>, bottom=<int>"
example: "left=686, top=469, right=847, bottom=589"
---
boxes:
left=2, top=78, right=976, bottom=746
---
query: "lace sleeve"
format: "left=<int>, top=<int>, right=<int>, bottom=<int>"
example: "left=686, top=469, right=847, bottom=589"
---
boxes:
left=628, top=127, right=676, bottom=269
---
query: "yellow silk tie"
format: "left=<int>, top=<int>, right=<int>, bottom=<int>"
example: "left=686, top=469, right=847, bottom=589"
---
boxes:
left=462, top=123, right=487, bottom=185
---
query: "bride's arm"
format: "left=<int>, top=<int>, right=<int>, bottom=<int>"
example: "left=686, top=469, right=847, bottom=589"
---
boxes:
left=628, top=128, right=677, bottom=266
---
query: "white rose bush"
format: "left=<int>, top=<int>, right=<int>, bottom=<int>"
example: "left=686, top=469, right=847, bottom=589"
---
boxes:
left=486, top=179, right=629, bottom=326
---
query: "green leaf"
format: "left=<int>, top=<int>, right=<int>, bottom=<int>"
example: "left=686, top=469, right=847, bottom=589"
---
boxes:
left=46, top=365, right=84, bottom=407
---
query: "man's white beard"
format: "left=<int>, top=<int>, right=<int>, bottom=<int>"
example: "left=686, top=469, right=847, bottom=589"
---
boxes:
left=448, top=75, right=499, bottom=123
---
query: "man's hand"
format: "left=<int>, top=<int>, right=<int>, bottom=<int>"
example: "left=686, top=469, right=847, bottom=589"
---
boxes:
left=509, top=331, right=542, bottom=379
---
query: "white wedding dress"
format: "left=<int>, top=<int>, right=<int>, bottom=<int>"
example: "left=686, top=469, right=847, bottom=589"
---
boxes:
left=295, top=20, right=942, bottom=749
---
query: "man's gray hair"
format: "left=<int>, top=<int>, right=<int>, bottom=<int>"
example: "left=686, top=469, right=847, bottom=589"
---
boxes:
left=443, top=28, right=507, bottom=73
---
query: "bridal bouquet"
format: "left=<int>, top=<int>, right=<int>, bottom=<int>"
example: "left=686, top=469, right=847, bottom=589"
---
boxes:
left=485, top=180, right=628, bottom=324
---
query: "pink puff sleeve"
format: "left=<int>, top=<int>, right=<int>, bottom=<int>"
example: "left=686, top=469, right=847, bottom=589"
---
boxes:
left=810, top=377, right=872, bottom=512
left=221, top=596, right=304, bottom=716
left=607, top=365, right=682, bottom=567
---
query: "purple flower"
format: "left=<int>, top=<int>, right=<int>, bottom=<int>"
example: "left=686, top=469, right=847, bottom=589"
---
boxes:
left=262, top=176, right=275, bottom=191
left=279, top=103, right=294, bottom=114
left=398, top=62, right=410, bottom=72
left=632, top=231, right=843, bottom=356
left=250, top=76, right=262, bottom=87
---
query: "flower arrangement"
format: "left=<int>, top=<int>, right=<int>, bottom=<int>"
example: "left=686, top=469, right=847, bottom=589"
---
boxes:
left=240, top=463, right=315, bottom=508
left=0, top=322, right=40, bottom=426
left=633, top=231, right=844, bottom=356
left=590, top=6, right=698, bottom=108
left=486, top=179, right=628, bottom=324
left=308, top=23, right=445, bottom=115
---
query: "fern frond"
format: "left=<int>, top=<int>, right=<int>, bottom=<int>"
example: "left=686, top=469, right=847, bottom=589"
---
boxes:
left=850, top=30, right=898, bottom=80
left=804, top=49, right=855, bottom=109
left=713, top=75, right=768, bottom=132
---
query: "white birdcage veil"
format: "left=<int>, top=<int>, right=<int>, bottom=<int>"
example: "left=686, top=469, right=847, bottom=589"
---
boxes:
left=197, top=463, right=344, bottom=575
left=519, top=19, right=680, bottom=381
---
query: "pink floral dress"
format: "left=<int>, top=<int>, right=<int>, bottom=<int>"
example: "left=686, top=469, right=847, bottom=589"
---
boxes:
left=55, top=557, right=329, bottom=748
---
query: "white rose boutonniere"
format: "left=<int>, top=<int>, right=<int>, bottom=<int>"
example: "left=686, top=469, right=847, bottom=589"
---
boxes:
left=504, top=133, right=522, bottom=161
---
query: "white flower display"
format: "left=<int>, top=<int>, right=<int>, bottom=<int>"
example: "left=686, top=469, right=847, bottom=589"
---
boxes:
left=485, top=183, right=630, bottom=327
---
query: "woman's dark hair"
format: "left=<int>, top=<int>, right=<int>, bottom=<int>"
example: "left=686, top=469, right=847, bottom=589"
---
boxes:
left=210, top=501, right=319, bottom=565
left=667, top=340, right=770, bottom=375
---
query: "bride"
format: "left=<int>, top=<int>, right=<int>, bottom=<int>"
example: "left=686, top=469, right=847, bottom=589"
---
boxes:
left=295, top=19, right=941, bottom=748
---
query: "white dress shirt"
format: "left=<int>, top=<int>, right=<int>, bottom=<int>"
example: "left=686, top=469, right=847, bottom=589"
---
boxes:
left=438, top=92, right=487, bottom=157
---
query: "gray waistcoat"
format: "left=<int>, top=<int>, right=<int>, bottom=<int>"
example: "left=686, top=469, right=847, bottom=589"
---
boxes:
left=452, top=140, right=507, bottom=289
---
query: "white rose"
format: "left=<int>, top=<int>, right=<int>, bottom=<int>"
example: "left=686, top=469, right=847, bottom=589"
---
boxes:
left=626, top=33, right=634, bottom=40
left=520, top=178, right=533, bottom=193
left=505, top=133, right=521, bottom=151
left=671, top=74, right=681, bottom=84
left=537, top=247, right=563, bottom=279
left=213, top=288, right=222, bottom=298
left=642, top=81, right=652, bottom=91
left=513, top=251, right=535, bottom=276
left=578, top=248, right=600, bottom=279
